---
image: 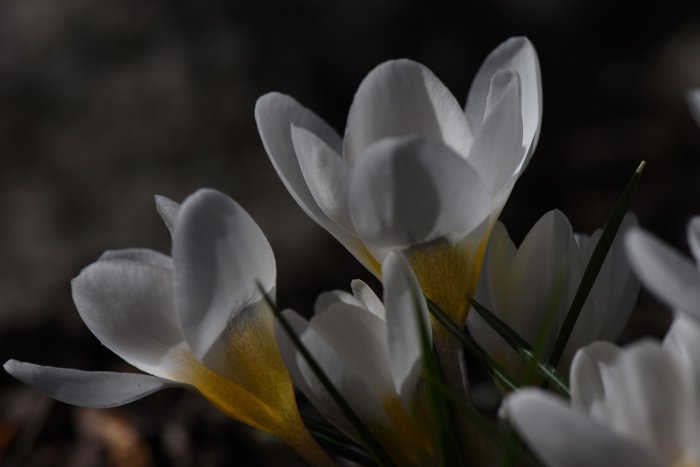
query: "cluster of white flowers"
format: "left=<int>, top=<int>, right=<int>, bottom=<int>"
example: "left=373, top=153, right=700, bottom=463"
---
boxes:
left=5, top=37, right=698, bottom=467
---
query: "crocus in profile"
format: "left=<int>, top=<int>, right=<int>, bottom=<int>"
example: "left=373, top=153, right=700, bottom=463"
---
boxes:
left=275, top=252, right=436, bottom=466
left=503, top=340, right=700, bottom=467
left=4, top=189, right=333, bottom=467
left=468, top=210, right=639, bottom=380
left=255, top=37, right=542, bottom=336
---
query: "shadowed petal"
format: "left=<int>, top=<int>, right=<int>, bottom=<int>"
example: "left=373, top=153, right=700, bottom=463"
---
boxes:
left=504, top=389, right=663, bottom=467
left=155, top=195, right=180, bottom=236
left=98, top=248, right=173, bottom=269
left=349, top=137, right=491, bottom=249
left=4, top=360, right=182, bottom=408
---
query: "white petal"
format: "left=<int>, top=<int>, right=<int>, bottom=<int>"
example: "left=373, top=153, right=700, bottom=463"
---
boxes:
left=687, top=216, right=700, bottom=264
left=570, top=341, right=622, bottom=419
left=625, top=227, right=700, bottom=319
left=467, top=70, right=524, bottom=208
left=382, top=252, right=429, bottom=404
left=664, top=315, right=700, bottom=389
left=172, top=188, right=276, bottom=365
left=504, top=389, right=662, bottom=467
left=466, top=37, right=542, bottom=162
left=313, top=290, right=363, bottom=316
left=71, top=259, right=185, bottom=379
left=349, top=137, right=491, bottom=249
left=255, top=92, right=380, bottom=273
left=351, top=279, right=385, bottom=320
left=155, top=195, right=180, bottom=236
left=687, top=90, right=700, bottom=127
left=310, top=302, right=394, bottom=397
left=598, top=341, right=696, bottom=465
left=98, top=248, right=173, bottom=270
left=292, top=124, right=354, bottom=233
left=297, top=319, right=390, bottom=427
left=4, top=360, right=182, bottom=408
left=343, top=59, right=472, bottom=162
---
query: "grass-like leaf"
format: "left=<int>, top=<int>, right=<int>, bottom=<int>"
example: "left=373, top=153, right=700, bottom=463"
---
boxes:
left=548, top=161, right=646, bottom=368
left=258, top=285, right=396, bottom=467
left=469, top=298, right=570, bottom=396
left=427, top=298, right=519, bottom=392
left=412, top=284, right=465, bottom=466
left=304, top=417, right=374, bottom=465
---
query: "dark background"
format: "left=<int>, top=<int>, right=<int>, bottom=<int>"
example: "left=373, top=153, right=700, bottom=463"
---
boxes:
left=1, top=0, right=700, bottom=465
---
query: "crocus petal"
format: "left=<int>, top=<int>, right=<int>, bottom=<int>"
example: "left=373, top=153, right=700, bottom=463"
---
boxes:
left=309, top=302, right=395, bottom=398
left=292, top=124, right=354, bottom=233
left=625, top=227, right=700, bottom=319
left=255, top=92, right=380, bottom=275
left=664, top=315, right=700, bottom=389
left=4, top=360, right=182, bottom=408
left=687, top=90, right=700, bottom=127
left=351, top=279, right=386, bottom=320
left=596, top=341, right=696, bottom=466
left=467, top=70, right=524, bottom=208
left=314, top=290, right=364, bottom=316
left=71, top=259, right=185, bottom=379
left=349, top=137, right=491, bottom=249
left=382, top=252, right=429, bottom=403
left=98, top=248, right=173, bottom=269
left=466, top=37, right=542, bottom=162
left=155, top=195, right=180, bottom=236
left=570, top=341, right=622, bottom=420
left=687, top=216, right=700, bottom=264
left=504, top=389, right=662, bottom=467
left=172, top=188, right=275, bottom=366
left=343, top=59, right=472, bottom=162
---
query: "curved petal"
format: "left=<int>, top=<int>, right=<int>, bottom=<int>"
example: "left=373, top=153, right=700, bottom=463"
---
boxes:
left=466, top=37, right=542, bottom=163
left=313, top=289, right=363, bottom=316
left=172, top=188, right=275, bottom=366
left=309, top=302, right=395, bottom=398
left=71, top=258, right=185, bottom=379
left=382, top=252, right=429, bottom=403
left=4, top=360, right=182, bottom=408
left=687, top=216, right=700, bottom=264
left=255, top=92, right=381, bottom=275
left=155, top=195, right=180, bottom=236
left=625, top=227, right=700, bottom=319
left=467, top=70, right=524, bottom=208
left=351, top=279, right=385, bottom=320
left=343, top=59, right=472, bottom=162
left=570, top=341, right=622, bottom=419
left=598, top=341, right=696, bottom=466
left=349, top=137, right=491, bottom=249
left=664, top=315, right=700, bottom=390
left=504, top=389, right=663, bottom=467
left=98, top=248, right=173, bottom=270
left=292, top=124, right=354, bottom=233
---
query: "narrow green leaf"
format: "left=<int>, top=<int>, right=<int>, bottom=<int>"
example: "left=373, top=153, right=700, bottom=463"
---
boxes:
left=411, top=282, right=465, bottom=467
left=427, top=298, right=519, bottom=392
left=549, top=160, right=646, bottom=368
left=258, top=284, right=396, bottom=467
left=469, top=298, right=570, bottom=396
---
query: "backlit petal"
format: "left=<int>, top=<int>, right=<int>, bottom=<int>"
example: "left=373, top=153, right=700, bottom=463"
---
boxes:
left=349, top=137, right=491, bottom=249
left=344, top=59, right=472, bottom=162
left=71, top=258, right=185, bottom=379
left=155, top=195, right=180, bottom=236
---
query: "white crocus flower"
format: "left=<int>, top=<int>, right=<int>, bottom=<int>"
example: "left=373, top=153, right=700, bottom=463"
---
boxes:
left=276, top=252, right=436, bottom=466
left=255, top=37, right=542, bottom=332
left=4, top=189, right=333, bottom=467
left=503, top=340, right=700, bottom=467
left=467, top=209, right=639, bottom=380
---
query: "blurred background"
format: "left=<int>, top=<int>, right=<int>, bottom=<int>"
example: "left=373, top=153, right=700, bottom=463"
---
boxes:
left=2, top=0, right=700, bottom=465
